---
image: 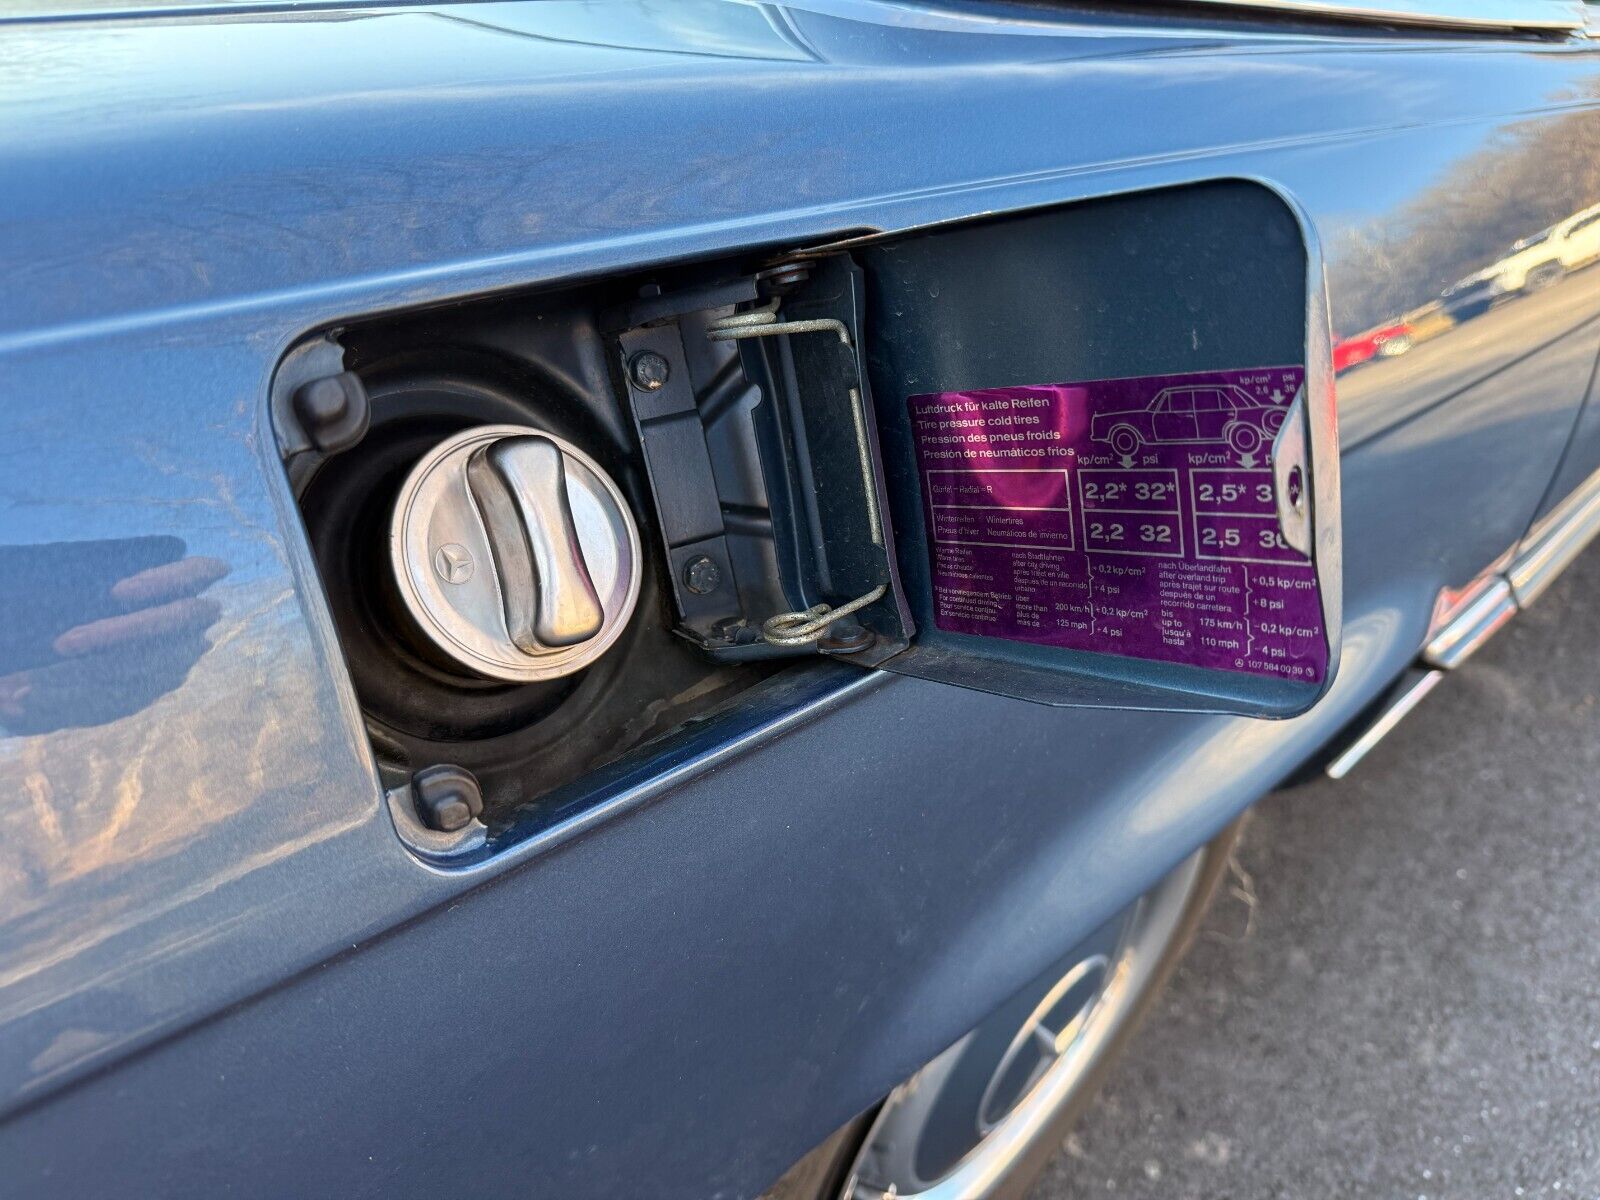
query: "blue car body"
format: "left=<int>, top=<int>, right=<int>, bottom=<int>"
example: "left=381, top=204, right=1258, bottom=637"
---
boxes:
left=3, top=2, right=1600, bottom=1195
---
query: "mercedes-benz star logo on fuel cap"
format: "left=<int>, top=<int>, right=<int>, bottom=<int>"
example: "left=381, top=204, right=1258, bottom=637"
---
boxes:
left=433, top=543, right=474, bottom=585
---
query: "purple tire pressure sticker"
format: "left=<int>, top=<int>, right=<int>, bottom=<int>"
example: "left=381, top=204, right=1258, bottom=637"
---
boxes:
left=907, top=367, right=1328, bottom=683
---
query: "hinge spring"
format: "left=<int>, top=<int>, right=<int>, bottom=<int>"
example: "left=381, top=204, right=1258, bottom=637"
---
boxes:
left=706, top=299, right=887, bottom=646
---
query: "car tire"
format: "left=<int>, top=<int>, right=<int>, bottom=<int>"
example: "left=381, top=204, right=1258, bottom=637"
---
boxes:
left=1524, top=261, right=1564, bottom=293
left=1108, top=426, right=1141, bottom=458
left=1225, top=422, right=1263, bottom=457
left=762, top=817, right=1245, bottom=1200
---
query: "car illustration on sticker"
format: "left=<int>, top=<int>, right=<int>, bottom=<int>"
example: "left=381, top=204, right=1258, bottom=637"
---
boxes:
left=1089, top=383, right=1288, bottom=461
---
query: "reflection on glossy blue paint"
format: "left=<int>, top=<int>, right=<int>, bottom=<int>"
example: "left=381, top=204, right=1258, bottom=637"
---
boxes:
left=0, top=539, right=224, bottom=735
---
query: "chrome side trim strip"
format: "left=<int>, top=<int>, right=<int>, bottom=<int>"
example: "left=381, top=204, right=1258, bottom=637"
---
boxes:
left=1422, top=577, right=1517, bottom=669
left=1328, top=460, right=1600, bottom=780
left=1508, top=466, right=1600, bottom=608
left=1324, top=669, right=1445, bottom=780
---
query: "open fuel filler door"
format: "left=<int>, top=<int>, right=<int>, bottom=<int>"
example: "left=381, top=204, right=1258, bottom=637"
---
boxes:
left=611, top=180, right=1339, bottom=718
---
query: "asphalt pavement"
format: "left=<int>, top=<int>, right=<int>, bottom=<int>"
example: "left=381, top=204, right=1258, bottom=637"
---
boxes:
left=1030, top=544, right=1600, bottom=1199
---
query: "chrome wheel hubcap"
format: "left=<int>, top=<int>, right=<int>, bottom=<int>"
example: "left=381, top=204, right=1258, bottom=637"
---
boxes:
left=840, top=849, right=1207, bottom=1199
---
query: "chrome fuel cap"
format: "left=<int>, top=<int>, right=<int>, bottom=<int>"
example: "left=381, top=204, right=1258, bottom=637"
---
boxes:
left=389, top=425, right=641, bottom=683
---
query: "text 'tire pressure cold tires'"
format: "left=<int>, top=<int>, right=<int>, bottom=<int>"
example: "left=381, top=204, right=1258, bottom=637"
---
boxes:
left=763, top=818, right=1244, bottom=1200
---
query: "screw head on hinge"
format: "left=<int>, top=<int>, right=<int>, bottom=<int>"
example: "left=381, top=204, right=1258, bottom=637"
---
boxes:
left=818, top=616, right=874, bottom=654
left=682, top=554, right=722, bottom=595
left=412, top=763, right=484, bottom=833
left=627, top=351, right=671, bottom=393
